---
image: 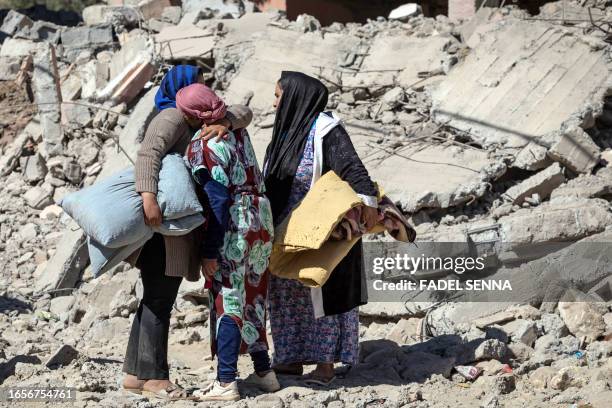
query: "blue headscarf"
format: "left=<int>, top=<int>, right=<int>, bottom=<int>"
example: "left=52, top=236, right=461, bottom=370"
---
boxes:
left=154, top=65, right=201, bottom=111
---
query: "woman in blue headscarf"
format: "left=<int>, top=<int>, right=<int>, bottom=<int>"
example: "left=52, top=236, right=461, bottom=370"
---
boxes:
left=155, top=65, right=201, bottom=111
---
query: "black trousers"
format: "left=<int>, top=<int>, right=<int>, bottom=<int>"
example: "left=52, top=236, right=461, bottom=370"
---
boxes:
left=123, top=234, right=182, bottom=379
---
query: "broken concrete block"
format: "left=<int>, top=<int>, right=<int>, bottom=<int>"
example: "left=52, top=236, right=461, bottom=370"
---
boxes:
left=537, top=313, right=569, bottom=338
left=45, top=344, right=79, bottom=368
left=23, top=153, right=48, bottom=183
left=0, top=38, right=41, bottom=58
left=387, top=318, right=422, bottom=345
left=60, top=73, right=82, bottom=101
left=432, top=20, right=610, bottom=151
left=24, top=20, right=60, bottom=43
left=499, top=197, right=612, bottom=245
left=551, top=167, right=612, bottom=200
left=512, top=142, right=551, bottom=171
left=40, top=204, right=63, bottom=220
left=549, top=126, right=601, bottom=174
left=49, top=295, right=75, bottom=316
left=381, top=87, right=405, bottom=110
left=0, top=10, right=32, bottom=36
left=35, top=222, right=88, bottom=293
left=60, top=24, right=113, bottom=61
left=182, top=0, right=244, bottom=18
left=504, top=163, right=565, bottom=205
left=558, top=301, right=606, bottom=344
left=24, top=185, right=54, bottom=209
left=80, top=60, right=109, bottom=100
left=111, top=61, right=155, bottom=105
left=389, top=3, right=422, bottom=21
left=33, top=44, right=63, bottom=157
left=502, top=319, right=538, bottom=347
left=63, top=161, right=83, bottom=185
left=82, top=5, right=139, bottom=27
left=61, top=103, right=92, bottom=128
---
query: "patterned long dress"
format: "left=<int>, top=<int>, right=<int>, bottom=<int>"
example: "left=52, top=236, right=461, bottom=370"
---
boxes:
left=187, top=128, right=274, bottom=355
left=268, top=122, right=360, bottom=366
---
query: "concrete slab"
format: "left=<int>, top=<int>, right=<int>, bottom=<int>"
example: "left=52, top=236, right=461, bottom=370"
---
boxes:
left=155, top=24, right=215, bottom=60
left=431, top=19, right=610, bottom=150
left=249, top=118, right=499, bottom=212
left=343, top=34, right=453, bottom=91
left=504, top=162, right=565, bottom=205
left=224, top=27, right=362, bottom=111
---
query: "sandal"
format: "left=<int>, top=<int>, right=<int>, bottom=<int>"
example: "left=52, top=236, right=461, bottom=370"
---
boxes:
left=141, top=383, right=193, bottom=401
left=273, top=363, right=304, bottom=376
left=303, top=373, right=336, bottom=386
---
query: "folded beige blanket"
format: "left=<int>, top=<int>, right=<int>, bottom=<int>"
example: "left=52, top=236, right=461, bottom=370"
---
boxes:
left=269, top=171, right=415, bottom=287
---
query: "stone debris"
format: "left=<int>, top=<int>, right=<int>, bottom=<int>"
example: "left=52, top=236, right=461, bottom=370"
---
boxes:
left=1, top=2, right=612, bottom=407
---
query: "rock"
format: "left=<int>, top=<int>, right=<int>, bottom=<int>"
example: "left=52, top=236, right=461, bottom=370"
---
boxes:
left=63, top=161, right=83, bottom=185
left=558, top=301, right=606, bottom=343
left=398, top=351, right=456, bottom=381
left=475, top=359, right=505, bottom=376
left=549, top=126, right=601, bottom=174
left=1, top=10, right=33, bottom=36
left=18, top=223, right=38, bottom=242
left=183, top=310, right=208, bottom=326
left=381, top=87, right=405, bottom=110
left=248, top=394, right=284, bottom=408
left=109, top=289, right=138, bottom=317
left=387, top=318, right=421, bottom=345
left=45, top=344, right=79, bottom=368
left=24, top=185, right=54, bottom=209
left=549, top=366, right=590, bottom=391
left=513, top=142, right=551, bottom=171
left=504, top=163, right=565, bottom=205
left=389, top=4, right=422, bottom=21
left=23, top=153, right=48, bottom=183
left=529, top=366, right=556, bottom=389
left=49, top=295, right=75, bottom=316
left=39, top=204, right=63, bottom=220
left=502, top=319, right=538, bottom=347
left=35, top=223, right=88, bottom=293
left=61, top=103, right=92, bottom=128
left=474, top=339, right=507, bottom=360
left=585, top=341, right=612, bottom=366
left=476, top=373, right=516, bottom=395
left=537, top=313, right=569, bottom=338
left=295, top=14, right=321, bottom=33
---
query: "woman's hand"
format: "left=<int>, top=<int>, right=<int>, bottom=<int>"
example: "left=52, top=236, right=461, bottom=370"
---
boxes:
left=199, top=118, right=231, bottom=141
left=361, top=205, right=379, bottom=231
left=201, top=258, right=218, bottom=278
left=142, top=192, right=162, bottom=226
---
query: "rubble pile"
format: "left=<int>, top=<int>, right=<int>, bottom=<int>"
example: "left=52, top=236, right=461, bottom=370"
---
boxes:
left=0, top=1, right=611, bottom=407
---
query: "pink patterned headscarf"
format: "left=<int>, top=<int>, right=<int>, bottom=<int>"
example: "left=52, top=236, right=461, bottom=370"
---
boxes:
left=175, top=83, right=227, bottom=125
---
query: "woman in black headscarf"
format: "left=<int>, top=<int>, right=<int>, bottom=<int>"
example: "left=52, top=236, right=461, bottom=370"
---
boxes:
left=265, top=72, right=378, bottom=385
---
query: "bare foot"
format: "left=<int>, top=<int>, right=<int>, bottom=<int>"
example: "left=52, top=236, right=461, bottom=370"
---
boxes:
left=311, top=363, right=335, bottom=381
left=143, top=379, right=174, bottom=393
left=123, top=374, right=145, bottom=390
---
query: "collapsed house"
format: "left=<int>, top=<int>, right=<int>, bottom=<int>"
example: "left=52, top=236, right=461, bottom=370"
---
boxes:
left=0, top=1, right=611, bottom=407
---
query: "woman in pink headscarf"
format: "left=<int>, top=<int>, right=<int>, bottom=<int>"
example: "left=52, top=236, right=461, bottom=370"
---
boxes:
left=177, top=84, right=279, bottom=402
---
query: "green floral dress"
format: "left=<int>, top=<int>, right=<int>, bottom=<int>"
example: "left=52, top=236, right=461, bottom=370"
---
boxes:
left=187, top=128, right=274, bottom=354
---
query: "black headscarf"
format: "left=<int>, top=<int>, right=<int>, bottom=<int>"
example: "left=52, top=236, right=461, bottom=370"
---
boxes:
left=264, top=71, right=329, bottom=221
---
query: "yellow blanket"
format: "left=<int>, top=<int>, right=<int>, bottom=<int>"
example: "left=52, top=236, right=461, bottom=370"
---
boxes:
left=269, top=171, right=411, bottom=287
